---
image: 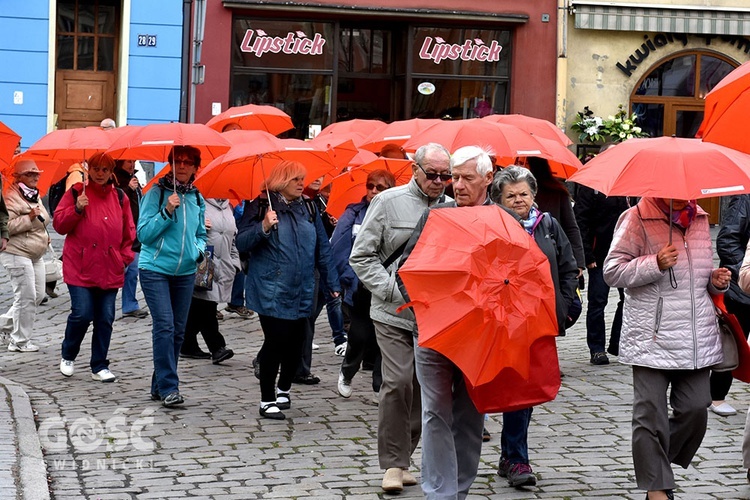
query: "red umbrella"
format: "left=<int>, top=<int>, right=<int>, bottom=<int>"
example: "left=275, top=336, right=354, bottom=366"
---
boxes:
left=359, top=118, right=441, bottom=153
left=219, top=129, right=280, bottom=146
left=326, top=158, right=413, bottom=218
left=496, top=136, right=582, bottom=179
left=398, top=205, right=559, bottom=387
left=697, top=60, right=750, bottom=154
left=1, top=152, right=65, bottom=197
left=193, top=139, right=350, bottom=201
left=206, top=104, right=294, bottom=135
left=106, top=123, right=231, bottom=168
left=568, top=136, right=750, bottom=200
left=0, top=121, right=21, bottom=169
left=482, top=114, right=573, bottom=146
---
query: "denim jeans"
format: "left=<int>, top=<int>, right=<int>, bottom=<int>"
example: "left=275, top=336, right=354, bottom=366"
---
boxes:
left=414, top=343, right=484, bottom=499
left=501, top=407, right=533, bottom=464
left=61, top=285, right=118, bottom=372
left=121, top=252, right=140, bottom=314
left=229, top=270, right=245, bottom=308
left=139, top=269, right=194, bottom=397
left=0, top=252, right=45, bottom=347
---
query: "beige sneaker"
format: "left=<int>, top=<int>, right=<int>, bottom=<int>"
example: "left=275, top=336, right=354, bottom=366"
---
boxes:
left=402, top=469, right=417, bottom=486
left=382, top=467, right=403, bottom=492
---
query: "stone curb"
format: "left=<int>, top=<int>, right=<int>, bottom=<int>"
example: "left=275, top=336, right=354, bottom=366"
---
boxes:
left=0, top=376, right=50, bottom=500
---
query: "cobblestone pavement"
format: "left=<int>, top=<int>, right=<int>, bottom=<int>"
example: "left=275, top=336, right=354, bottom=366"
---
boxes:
left=1, top=231, right=750, bottom=499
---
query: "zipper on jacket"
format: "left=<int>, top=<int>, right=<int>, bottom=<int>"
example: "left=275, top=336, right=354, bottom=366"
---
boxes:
left=175, top=193, right=188, bottom=274
left=684, top=234, right=698, bottom=369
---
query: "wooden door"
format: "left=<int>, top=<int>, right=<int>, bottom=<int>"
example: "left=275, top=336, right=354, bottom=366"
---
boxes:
left=55, top=0, right=118, bottom=129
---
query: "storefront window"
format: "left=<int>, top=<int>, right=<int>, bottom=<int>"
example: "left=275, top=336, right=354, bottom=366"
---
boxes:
left=339, top=28, right=391, bottom=74
left=232, top=19, right=334, bottom=71
left=412, top=79, right=508, bottom=119
left=635, top=54, right=696, bottom=97
left=231, top=73, right=332, bottom=139
left=412, top=27, right=511, bottom=77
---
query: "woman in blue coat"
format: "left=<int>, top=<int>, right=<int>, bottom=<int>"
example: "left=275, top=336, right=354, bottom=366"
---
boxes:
left=237, top=160, right=340, bottom=420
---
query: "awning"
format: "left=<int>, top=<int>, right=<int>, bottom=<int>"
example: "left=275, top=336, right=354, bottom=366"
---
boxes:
left=573, top=2, right=750, bottom=35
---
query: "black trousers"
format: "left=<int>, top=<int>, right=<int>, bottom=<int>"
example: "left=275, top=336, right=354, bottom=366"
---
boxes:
left=182, top=297, right=226, bottom=354
left=341, top=287, right=382, bottom=392
left=258, top=315, right=306, bottom=402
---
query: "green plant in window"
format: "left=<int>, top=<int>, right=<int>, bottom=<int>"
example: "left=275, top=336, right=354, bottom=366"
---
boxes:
left=570, top=106, right=605, bottom=143
left=571, top=105, right=648, bottom=143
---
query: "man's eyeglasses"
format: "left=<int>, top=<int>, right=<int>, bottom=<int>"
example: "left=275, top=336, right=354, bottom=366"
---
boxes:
left=366, top=182, right=389, bottom=192
left=416, top=163, right=452, bottom=182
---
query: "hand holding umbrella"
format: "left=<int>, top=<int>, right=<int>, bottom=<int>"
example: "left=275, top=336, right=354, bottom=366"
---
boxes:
left=262, top=208, right=278, bottom=233
left=165, top=191, right=181, bottom=216
left=657, top=244, right=679, bottom=271
left=75, top=191, right=89, bottom=212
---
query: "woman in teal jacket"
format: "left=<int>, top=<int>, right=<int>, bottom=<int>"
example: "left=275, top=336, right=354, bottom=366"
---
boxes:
left=138, top=146, right=207, bottom=407
left=236, top=160, right=339, bottom=420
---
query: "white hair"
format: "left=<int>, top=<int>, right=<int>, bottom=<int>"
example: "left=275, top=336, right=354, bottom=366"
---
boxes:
left=450, top=146, right=493, bottom=175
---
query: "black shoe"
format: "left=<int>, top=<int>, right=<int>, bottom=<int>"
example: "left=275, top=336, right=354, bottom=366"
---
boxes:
left=590, top=352, right=610, bottom=365
left=212, top=347, right=234, bottom=365
left=162, top=392, right=184, bottom=407
left=259, top=403, right=285, bottom=420
left=252, top=357, right=260, bottom=379
left=46, top=287, right=58, bottom=299
left=150, top=393, right=160, bottom=401
left=122, top=308, right=149, bottom=319
left=293, top=374, right=320, bottom=385
left=180, top=350, right=211, bottom=360
left=276, top=392, right=291, bottom=410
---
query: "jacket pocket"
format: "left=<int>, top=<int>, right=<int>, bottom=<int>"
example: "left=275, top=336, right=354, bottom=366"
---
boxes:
left=653, top=296, right=664, bottom=335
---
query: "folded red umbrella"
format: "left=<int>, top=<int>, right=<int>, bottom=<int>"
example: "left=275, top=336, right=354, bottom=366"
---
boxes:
left=398, top=205, right=559, bottom=388
left=712, top=294, right=750, bottom=383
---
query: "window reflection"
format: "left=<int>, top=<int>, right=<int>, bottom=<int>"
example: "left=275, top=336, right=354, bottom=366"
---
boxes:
left=636, top=55, right=695, bottom=97
left=700, top=56, right=733, bottom=97
left=412, top=80, right=508, bottom=119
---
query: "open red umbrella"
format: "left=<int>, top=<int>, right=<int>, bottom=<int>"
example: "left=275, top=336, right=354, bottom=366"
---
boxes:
left=193, top=138, right=351, bottom=201
left=206, top=104, right=294, bottom=136
left=568, top=136, right=750, bottom=200
left=398, top=204, right=559, bottom=387
left=0, top=121, right=21, bottom=169
left=219, top=129, right=280, bottom=146
left=326, top=158, right=413, bottom=218
left=317, top=119, right=386, bottom=145
left=1, top=152, right=65, bottom=197
left=482, top=114, right=573, bottom=146
left=359, top=118, right=441, bottom=153
left=697, top=60, right=750, bottom=154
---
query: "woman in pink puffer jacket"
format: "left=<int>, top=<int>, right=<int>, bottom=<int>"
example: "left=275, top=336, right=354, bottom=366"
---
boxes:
left=604, top=197, right=730, bottom=500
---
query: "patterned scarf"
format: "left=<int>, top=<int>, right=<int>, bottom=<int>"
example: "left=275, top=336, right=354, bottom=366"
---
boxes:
left=521, top=206, right=540, bottom=235
left=18, top=183, right=39, bottom=203
left=656, top=198, right=697, bottom=230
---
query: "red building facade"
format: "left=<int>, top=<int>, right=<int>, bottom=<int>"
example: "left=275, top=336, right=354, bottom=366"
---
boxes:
left=195, top=0, right=558, bottom=137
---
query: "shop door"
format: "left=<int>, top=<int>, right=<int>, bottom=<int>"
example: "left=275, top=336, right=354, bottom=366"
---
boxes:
left=55, top=0, right=118, bottom=129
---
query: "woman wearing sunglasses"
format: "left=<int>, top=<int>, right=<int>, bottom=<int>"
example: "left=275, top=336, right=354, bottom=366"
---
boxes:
left=331, top=169, right=396, bottom=399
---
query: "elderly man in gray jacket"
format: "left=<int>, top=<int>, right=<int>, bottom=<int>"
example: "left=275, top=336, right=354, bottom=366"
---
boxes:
left=350, top=142, right=452, bottom=493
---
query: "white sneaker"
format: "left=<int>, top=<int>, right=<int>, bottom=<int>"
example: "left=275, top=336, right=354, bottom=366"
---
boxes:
left=8, top=342, right=39, bottom=352
left=710, top=402, right=737, bottom=416
left=312, top=343, right=320, bottom=350
left=334, top=342, right=347, bottom=357
left=337, top=372, right=352, bottom=398
left=91, top=368, right=117, bottom=383
left=60, top=359, right=75, bottom=377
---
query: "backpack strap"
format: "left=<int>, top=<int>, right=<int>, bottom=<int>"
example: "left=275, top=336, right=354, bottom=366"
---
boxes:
left=303, top=198, right=318, bottom=223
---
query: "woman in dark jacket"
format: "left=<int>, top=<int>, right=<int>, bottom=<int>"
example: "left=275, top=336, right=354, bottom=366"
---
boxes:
left=490, top=165, right=578, bottom=488
left=53, top=152, right=135, bottom=383
left=236, top=160, right=340, bottom=420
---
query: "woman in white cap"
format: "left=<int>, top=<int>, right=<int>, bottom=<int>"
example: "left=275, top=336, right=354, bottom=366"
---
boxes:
left=0, top=159, right=49, bottom=352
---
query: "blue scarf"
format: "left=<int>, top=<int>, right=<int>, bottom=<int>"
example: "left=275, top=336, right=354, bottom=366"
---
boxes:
left=521, top=206, right=540, bottom=235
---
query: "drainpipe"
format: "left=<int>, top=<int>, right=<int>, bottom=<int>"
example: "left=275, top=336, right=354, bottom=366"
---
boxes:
left=179, top=0, right=193, bottom=123
left=556, top=0, right=570, bottom=139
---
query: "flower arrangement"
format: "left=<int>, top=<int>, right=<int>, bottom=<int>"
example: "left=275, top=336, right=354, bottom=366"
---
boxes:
left=571, top=104, right=648, bottom=143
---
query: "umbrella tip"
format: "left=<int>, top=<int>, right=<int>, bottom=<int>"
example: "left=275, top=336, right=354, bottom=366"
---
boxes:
left=504, top=279, right=509, bottom=285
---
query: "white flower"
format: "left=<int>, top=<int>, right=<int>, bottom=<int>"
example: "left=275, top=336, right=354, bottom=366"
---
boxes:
left=594, top=117, right=603, bottom=126
left=585, top=126, right=599, bottom=136
left=621, top=123, right=630, bottom=131
left=619, top=132, right=626, bottom=138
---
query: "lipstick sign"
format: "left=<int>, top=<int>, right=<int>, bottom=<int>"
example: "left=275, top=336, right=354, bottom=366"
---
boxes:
left=240, top=29, right=326, bottom=58
left=419, top=36, right=502, bottom=64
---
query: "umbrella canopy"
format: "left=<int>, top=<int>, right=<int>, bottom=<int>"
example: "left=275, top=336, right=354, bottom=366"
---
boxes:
left=495, top=135, right=582, bottom=179
left=106, top=123, right=231, bottom=168
left=359, top=118, right=441, bottom=153
left=482, top=114, right=573, bottom=146
left=1, top=152, right=65, bottom=197
left=0, top=121, right=21, bottom=169
left=568, top=136, right=750, bottom=199
left=192, top=139, right=350, bottom=201
left=317, top=119, right=386, bottom=145
left=205, top=104, right=294, bottom=136
left=326, top=158, right=414, bottom=218
left=219, top=129, right=280, bottom=146
left=697, top=60, right=750, bottom=154
left=398, top=204, right=559, bottom=386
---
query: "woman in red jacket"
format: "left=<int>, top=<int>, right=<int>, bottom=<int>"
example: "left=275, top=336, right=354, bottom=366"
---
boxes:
left=53, top=152, right=135, bottom=382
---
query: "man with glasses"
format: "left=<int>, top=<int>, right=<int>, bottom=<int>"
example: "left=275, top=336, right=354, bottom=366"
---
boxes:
left=350, top=142, right=451, bottom=493
left=398, top=146, right=505, bottom=499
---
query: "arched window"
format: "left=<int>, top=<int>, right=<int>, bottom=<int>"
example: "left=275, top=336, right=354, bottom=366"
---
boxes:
left=630, top=50, right=737, bottom=138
